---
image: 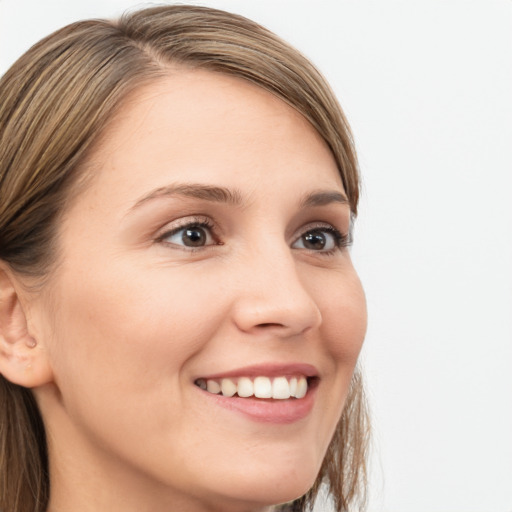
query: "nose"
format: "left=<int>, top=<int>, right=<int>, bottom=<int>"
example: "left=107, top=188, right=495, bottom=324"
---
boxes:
left=230, top=244, right=322, bottom=338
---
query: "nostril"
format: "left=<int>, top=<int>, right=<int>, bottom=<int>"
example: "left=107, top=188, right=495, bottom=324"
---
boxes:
left=232, top=292, right=321, bottom=336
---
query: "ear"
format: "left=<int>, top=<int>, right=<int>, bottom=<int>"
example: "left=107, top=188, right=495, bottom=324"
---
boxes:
left=0, top=265, right=53, bottom=388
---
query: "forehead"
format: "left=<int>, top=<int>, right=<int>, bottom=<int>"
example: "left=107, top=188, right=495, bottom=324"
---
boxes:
left=80, top=70, right=343, bottom=208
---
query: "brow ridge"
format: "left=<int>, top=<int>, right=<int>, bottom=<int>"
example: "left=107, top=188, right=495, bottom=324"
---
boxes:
left=130, top=184, right=348, bottom=213
left=299, top=190, right=349, bottom=208
left=131, top=183, right=244, bottom=210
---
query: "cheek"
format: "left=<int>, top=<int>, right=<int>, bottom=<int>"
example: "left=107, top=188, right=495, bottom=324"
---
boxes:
left=316, top=268, right=367, bottom=364
left=306, top=268, right=367, bottom=443
left=45, top=261, right=228, bottom=408
left=41, top=260, right=235, bottom=478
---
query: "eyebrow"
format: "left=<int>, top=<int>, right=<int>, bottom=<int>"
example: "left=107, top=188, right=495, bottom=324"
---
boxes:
left=130, top=183, right=245, bottom=211
left=299, top=190, right=349, bottom=208
left=129, top=183, right=349, bottom=212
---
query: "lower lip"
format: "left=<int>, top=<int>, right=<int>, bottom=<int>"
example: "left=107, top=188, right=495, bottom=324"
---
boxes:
left=196, top=384, right=317, bottom=424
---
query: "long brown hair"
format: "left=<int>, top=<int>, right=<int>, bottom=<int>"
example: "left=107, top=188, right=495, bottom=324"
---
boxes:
left=0, top=6, right=369, bottom=511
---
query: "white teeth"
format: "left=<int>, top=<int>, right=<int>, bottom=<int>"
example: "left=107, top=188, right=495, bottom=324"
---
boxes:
left=295, top=377, right=308, bottom=399
left=206, top=380, right=221, bottom=394
left=272, top=377, right=291, bottom=399
left=221, top=378, right=237, bottom=397
left=199, top=375, right=309, bottom=399
left=253, top=376, right=272, bottom=398
left=289, top=377, right=298, bottom=397
left=237, top=377, right=254, bottom=397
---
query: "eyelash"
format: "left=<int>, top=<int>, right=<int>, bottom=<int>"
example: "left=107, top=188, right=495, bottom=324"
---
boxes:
left=157, top=217, right=219, bottom=251
left=156, top=217, right=351, bottom=254
left=296, top=224, right=352, bottom=255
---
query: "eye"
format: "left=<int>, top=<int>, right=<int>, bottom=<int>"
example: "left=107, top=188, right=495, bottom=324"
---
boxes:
left=292, top=226, right=348, bottom=252
left=160, top=220, right=217, bottom=248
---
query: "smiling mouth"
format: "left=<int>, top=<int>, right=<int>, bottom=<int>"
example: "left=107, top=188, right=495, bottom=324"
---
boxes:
left=194, top=375, right=317, bottom=400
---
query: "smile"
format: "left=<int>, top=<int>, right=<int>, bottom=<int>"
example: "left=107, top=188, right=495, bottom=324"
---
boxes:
left=194, top=375, right=310, bottom=399
left=193, top=364, right=319, bottom=423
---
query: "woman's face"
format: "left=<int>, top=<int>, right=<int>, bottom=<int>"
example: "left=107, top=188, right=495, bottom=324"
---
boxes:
left=33, top=70, right=367, bottom=511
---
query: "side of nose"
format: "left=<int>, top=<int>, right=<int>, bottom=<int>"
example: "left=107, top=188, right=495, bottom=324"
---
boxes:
left=230, top=245, right=322, bottom=338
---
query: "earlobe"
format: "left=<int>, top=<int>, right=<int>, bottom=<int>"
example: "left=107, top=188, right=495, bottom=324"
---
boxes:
left=0, top=266, right=53, bottom=388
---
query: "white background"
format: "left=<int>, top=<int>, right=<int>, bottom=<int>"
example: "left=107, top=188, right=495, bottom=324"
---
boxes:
left=1, top=1, right=511, bottom=511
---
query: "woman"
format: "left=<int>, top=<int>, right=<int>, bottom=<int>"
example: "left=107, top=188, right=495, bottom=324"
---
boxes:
left=0, top=5, right=368, bottom=512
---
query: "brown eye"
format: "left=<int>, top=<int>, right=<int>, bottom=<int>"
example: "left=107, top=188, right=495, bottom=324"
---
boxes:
left=182, top=227, right=208, bottom=247
left=292, top=227, right=344, bottom=252
left=162, top=222, right=215, bottom=248
left=302, top=231, right=328, bottom=250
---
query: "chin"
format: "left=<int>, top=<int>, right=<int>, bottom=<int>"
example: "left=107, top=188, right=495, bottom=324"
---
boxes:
left=205, top=484, right=314, bottom=512
left=204, top=458, right=320, bottom=510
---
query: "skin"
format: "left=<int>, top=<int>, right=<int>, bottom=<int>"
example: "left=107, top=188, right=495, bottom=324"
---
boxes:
left=10, top=71, right=367, bottom=511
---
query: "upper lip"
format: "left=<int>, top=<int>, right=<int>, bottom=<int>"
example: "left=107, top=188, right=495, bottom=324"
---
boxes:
left=197, top=363, right=319, bottom=380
